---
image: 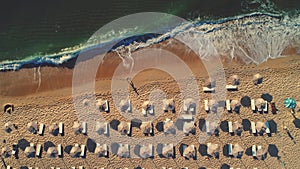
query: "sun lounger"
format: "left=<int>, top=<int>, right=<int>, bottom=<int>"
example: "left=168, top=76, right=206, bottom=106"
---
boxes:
left=226, top=100, right=231, bottom=111
left=228, top=121, right=233, bottom=133
left=265, top=122, right=270, bottom=134
left=180, top=114, right=193, bottom=120
left=204, top=100, right=209, bottom=112
left=228, top=144, right=233, bottom=155
left=251, top=122, right=256, bottom=134
left=51, top=167, right=55, bottom=169
left=36, top=144, right=42, bottom=157
left=79, top=167, right=84, bottom=169
left=12, top=143, right=17, bottom=155
left=58, top=144, right=62, bottom=156
left=263, top=101, right=268, bottom=112
left=252, top=145, right=256, bottom=157
left=127, top=123, right=131, bottom=135
left=203, top=87, right=215, bottom=92
left=82, top=122, right=87, bottom=134
left=57, top=168, right=60, bottom=169
left=80, top=145, right=86, bottom=157
left=206, top=121, right=210, bottom=133
left=38, top=123, right=44, bottom=135
left=59, top=122, right=64, bottom=135
left=7, top=166, right=11, bottom=169
left=104, top=100, right=109, bottom=112
left=251, top=99, right=256, bottom=111
left=226, top=85, right=238, bottom=90
left=127, top=100, right=132, bottom=112
left=71, top=167, right=75, bottom=169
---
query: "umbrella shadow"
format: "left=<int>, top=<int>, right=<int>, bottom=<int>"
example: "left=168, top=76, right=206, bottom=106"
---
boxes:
left=155, top=122, right=164, bottom=132
left=268, top=120, right=277, bottom=133
left=43, top=141, right=55, bottom=152
left=64, top=145, right=72, bottom=154
left=131, top=118, right=142, bottom=128
left=111, top=142, right=120, bottom=155
left=134, top=145, right=141, bottom=158
left=242, top=119, right=251, bottom=131
left=261, top=93, right=273, bottom=102
left=18, top=139, right=30, bottom=151
left=268, top=144, right=279, bottom=157
left=240, top=96, right=251, bottom=107
left=86, top=138, right=96, bottom=153
left=223, top=144, right=230, bottom=157
left=198, top=118, right=206, bottom=132
left=198, top=144, right=207, bottom=156
left=220, top=120, right=228, bottom=132
left=245, top=146, right=253, bottom=156
left=110, top=119, right=120, bottom=130
left=220, top=163, right=230, bottom=169
left=293, top=117, right=300, bottom=129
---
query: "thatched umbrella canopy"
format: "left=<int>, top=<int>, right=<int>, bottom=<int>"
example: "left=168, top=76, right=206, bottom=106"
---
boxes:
left=232, top=121, right=243, bottom=134
left=47, top=147, right=58, bottom=158
left=1, top=146, right=11, bottom=158
left=229, top=75, right=240, bottom=85
left=48, top=123, right=59, bottom=135
left=183, top=122, right=195, bottom=134
left=118, top=122, right=130, bottom=135
left=27, top=121, right=38, bottom=134
left=183, top=145, right=195, bottom=158
left=24, top=145, right=35, bottom=157
left=95, top=144, right=107, bottom=157
left=256, top=121, right=266, bottom=133
left=255, top=98, right=265, bottom=109
left=3, top=103, right=14, bottom=113
left=207, top=143, right=219, bottom=157
left=204, top=78, right=216, bottom=88
left=142, top=101, right=151, bottom=110
left=73, top=121, right=83, bottom=134
left=5, top=121, right=16, bottom=132
left=70, top=145, right=81, bottom=158
left=162, top=144, right=173, bottom=158
left=117, top=145, right=129, bottom=158
left=163, top=99, right=175, bottom=111
left=253, top=74, right=263, bottom=85
left=95, top=122, right=107, bottom=135
left=140, top=145, right=152, bottom=158
left=140, top=122, right=152, bottom=134
left=96, top=99, right=106, bottom=110
left=232, top=144, right=244, bottom=157
left=164, top=119, right=174, bottom=132
left=184, top=98, right=195, bottom=107
left=230, top=100, right=241, bottom=110
left=256, top=146, right=267, bottom=159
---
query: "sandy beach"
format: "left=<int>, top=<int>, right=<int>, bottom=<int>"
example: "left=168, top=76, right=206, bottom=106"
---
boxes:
left=1, top=39, right=300, bottom=169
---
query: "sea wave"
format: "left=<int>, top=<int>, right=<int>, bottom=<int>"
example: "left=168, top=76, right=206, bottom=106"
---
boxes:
left=0, top=12, right=299, bottom=71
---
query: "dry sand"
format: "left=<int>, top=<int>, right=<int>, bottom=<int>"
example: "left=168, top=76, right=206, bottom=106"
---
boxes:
left=0, top=39, right=300, bottom=169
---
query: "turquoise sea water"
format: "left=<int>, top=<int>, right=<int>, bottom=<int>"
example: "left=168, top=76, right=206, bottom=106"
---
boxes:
left=0, top=0, right=299, bottom=70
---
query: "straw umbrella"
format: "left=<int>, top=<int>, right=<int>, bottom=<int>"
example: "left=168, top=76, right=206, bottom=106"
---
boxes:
left=163, top=99, right=175, bottom=111
left=95, top=144, right=107, bottom=157
left=96, top=99, right=106, bottom=111
left=164, top=119, right=174, bottom=133
left=205, top=78, right=216, bottom=88
left=162, top=144, right=173, bottom=158
left=140, top=145, right=152, bottom=158
left=95, top=122, right=107, bottom=135
left=256, top=146, right=267, bottom=160
left=232, top=121, right=243, bottom=135
left=117, top=145, right=129, bottom=158
left=229, top=75, right=240, bottom=85
left=183, top=145, right=195, bottom=159
left=252, top=74, right=263, bottom=85
left=70, top=144, right=81, bottom=158
left=255, top=121, right=266, bottom=134
left=183, top=122, right=195, bottom=135
left=3, top=103, right=14, bottom=113
left=4, top=121, right=16, bottom=133
left=27, top=121, right=38, bottom=134
left=1, top=146, right=11, bottom=158
left=230, top=100, right=241, bottom=112
left=73, top=121, right=83, bottom=134
left=207, top=143, right=219, bottom=157
left=118, top=122, right=130, bottom=135
left=255, top=98, right=265, bottom=110
left=47, top=147, right=58, bottom=158
left=142, top=101, right=151, bottom=111
left=232, top=144, right=244, bottom=157
left=24, top=144, right=35, bottom=157
left=48, top=123, right=59, bottom=135
left=140, top=122, right=152, bottom=134
left=209, top=100, right=218, bottom=112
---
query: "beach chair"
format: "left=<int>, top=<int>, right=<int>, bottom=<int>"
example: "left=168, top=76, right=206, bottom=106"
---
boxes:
left=82, top=122, right=87, bottom=134
left=205, top=121, right=210, bottom=133
left=251, top=121, right=256, bottom=134
left=252, top=145, right=256, bottom=157
left=226, top=85, right=238, bottom=90
left=180, top=114, right=193, bottom=120
left=6, top=166, right=11, bottom=169
left=228, top=121, right=233, bottom=133
left=59, top=122, right=64, bottom=135
left=203, top=87, right=215, bottom=92
left=12, top=143, right=17, bottom=155
left=79, top=167, right=84, bottom=169
left=127, top=123, right=131, bottom=135
left=183, top=99, right=195, bottom=113
left=80, top=145, right=86, bottom=157
left=263, top=101, right=268, bottom=112
left=204, top=100, right=209, bottom=112
left=57, top=144, right=62, bottom=157
left=228, top=144, right=233, bottom=156
left=251, top=99, right=256, bottom=111
left=104, top=100, right=109, bottom=112
left=38, top=123, right=45, bottom=135
left=36, top=144, right=42, bottom=157
left=51, top=167, right=55, bottom=169
left=71, top=167, right=76, bottom=169
left=226, top=100, right=231, bottom=111
left=57, top=168, right=60, bottom=169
